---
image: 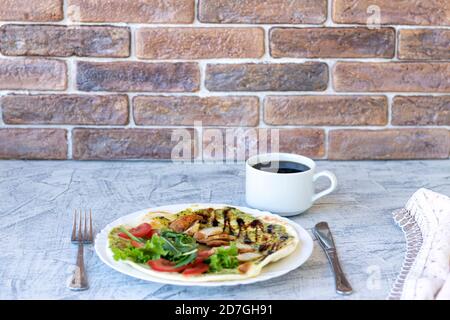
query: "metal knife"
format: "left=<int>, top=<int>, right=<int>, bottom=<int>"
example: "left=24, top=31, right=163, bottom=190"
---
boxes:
left=312, top=222, right=353, bottom=295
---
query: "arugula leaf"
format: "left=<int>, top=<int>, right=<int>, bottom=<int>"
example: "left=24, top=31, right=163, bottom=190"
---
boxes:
left=174, top=252, right=197, bottom=268
left=159, top=230, right=198, bottom=267
left=206, top=242, right=239, bottom=272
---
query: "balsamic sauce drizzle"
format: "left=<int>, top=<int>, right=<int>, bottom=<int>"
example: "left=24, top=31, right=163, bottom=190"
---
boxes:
left=244, top=234, right=253, bottom=244
left=249, top=219, right=264, bottom=242
left=211, top=213, right=219, bottom=227
left=236, top=218, right=245, bottom=237
left=258, top=243, right=271, bottom=252
left=202, top=208, right=291, bottom=255
left=222, top=208, right=235, bottom=235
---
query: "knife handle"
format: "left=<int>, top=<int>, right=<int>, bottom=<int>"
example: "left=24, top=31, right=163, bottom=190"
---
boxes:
left=313, top=222, right=353, bottom=295
left=323, top=249, right=353, bottom=295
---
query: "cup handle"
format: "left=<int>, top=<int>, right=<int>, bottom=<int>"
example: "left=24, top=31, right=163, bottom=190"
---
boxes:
left=312, top=171, right=337, bottom=203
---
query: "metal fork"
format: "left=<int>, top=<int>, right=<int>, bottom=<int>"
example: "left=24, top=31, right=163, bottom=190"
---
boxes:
left=68, top=209, right=93, bottom=291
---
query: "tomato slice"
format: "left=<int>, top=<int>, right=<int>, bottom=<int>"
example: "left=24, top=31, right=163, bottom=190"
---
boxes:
left=183, top=263, right=209, bottom=276
left=148, top=252, right=211, bottom=275
left=118, top=232, right=129, bottom=239
left=130, top=223, right=153, bottom=238
left=131, top=240, right=143, bottom=248
left=148, top=259, right=188, bottom=273
left=195, top=249, right=214, bottom=264
left=118, top=223, right=154, bottom=239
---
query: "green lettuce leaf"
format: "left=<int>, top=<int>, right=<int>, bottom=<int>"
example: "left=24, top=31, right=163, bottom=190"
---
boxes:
left=207, top=242, right=239, bottom=272
left=111, top=234, right=168, bottom=263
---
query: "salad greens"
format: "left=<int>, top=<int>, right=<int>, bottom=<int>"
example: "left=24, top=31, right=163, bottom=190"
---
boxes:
left=112, top=234, right=167, bottom=263
left=207, top=242, right=239, bottom=272
left=111, top=228, right=198, bottom=267
left=159, top=230, right=198, bottom=267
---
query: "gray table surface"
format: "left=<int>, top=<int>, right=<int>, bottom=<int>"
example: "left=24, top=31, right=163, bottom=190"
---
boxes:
left=0, top=160, right=449, bottom=300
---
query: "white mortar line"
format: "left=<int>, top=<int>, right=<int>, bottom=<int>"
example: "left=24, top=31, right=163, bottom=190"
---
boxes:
left=127, top=93, right=136, bottom=128
left=198, top=61, right=208, bottom=96
left=394, top=27, right=399, bottom=60
left=2, top=89, right=450, bottom=97
left=49, top=55, right=448, bottom=63
left=263, top=25, right=271, bottom=60
left=258, top=95, right=265, bottom=128
left=1, top=19, right=450, bottom=29
left=66, top=59, right=75, bottom=91
left=194, top=0, right=200, bottom=23
left=62, top=0, right=69, bottom=23
left=325, top=0, right=333, bottom=27
left=323, top=128, right=330, bottom=160
left=0, top=123, right=448, bottom=130
left=387, top=94, right=394, bottom=126
left=0, top=55, right=440, bottom=66
left=67, top=127, right=73, bottom=159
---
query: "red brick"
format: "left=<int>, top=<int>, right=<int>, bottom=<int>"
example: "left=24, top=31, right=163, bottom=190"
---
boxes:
left=399, top=29, right=450, bottom=60
left=206, top=63, right=328, bottom=91
left=392, top=96, right=450, bottom=126
left=333, top=62, right=450, bottom=92
left=76, top=62, right=199, bottom=92
left=73, top=129, right=196, bottom=160
left=0, top=0, right=63, bottom=21
left=68, top=0, right=194, bottom=23
left=199, top=0, right=327, bottom=24
left=278, top=129, right=325, bottom=158
left=333, top=0, right=450, bottom=26
left=133, top=96, right=259, bottom=126
left=0, top=58, right=66, bottom=90
left=0, top=25, right=130, bottom=58
left=264, top=95, right=387, bottom=125
left=329, top=129, right=450, bottom=160
left=270, top=27, right=395, bottom=58
left=1, top=94, right=129, bottom=125
left=0, top=129, right=67, bottom=159
left=136, top=28, right=264, bottom=59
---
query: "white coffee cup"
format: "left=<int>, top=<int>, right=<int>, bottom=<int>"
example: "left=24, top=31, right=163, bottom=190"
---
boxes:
left=246, top=153, right=337, bottom=216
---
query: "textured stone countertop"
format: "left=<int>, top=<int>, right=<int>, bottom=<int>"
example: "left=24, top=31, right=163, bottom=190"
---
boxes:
left=1, top=160, right=449, bottom=300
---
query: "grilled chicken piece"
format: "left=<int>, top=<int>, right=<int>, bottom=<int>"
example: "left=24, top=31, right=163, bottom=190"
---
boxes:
left=184, top=221, right=200, bottom=236
left=207, top=233, right=236, bottom=242
left=237, top=252, right=262, bottom=262
left=169, top=214, right=202, bottom=233
left=193, top=227, right=222, bottom=242
left=238, top=262, right=253, bottom=273
left=205, top=240, right=230, bottom=247
left=236, top=243, right=255, bottom=253
left=195, top=232, right=236, bottom=245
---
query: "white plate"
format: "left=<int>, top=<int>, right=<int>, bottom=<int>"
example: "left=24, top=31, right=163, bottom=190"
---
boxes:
left=95, top=203, right=314, bottom=287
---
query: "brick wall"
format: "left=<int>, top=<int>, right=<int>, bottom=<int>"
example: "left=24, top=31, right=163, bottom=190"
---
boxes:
left=0, top=0, right=449, bottom=160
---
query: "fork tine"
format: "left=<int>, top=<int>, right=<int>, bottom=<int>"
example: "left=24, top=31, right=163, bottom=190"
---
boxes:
left=89, top=209, right=93, bottom=242
left=84, top=209, right=88, bottom=243
left=71, top=209, right=77, bottom=242
left=78, top=209, right=83, bottom=242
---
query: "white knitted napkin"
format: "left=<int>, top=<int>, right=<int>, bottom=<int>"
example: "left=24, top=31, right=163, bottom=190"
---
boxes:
left=389, top=188, right=450, bottom=300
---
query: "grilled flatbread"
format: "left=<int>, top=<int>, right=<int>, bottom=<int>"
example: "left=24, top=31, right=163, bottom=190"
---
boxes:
left=108, top=205, right=299, bottom=282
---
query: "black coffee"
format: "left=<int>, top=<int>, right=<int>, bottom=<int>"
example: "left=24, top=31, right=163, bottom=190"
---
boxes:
left=252, top=161, right=310, bottom=174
